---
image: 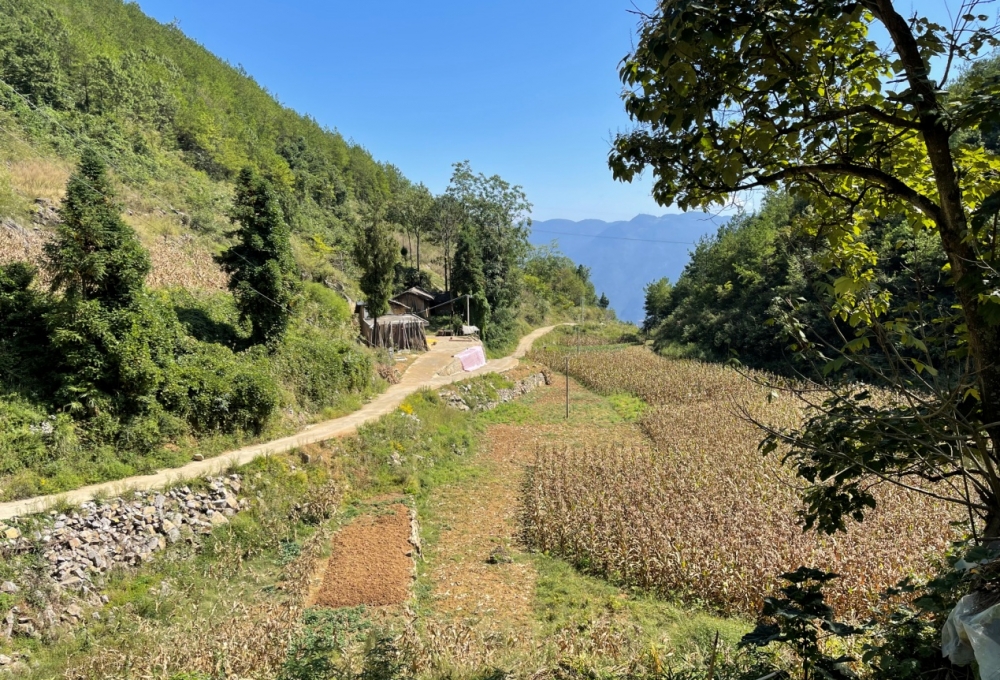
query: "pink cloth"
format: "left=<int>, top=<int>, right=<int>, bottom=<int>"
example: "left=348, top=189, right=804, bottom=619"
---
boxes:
left=456, top=346, right=487, bottom=372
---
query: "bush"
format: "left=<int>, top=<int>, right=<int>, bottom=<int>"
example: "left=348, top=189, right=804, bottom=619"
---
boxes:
left=0, top=397, right=77, bottom=475
left=275, top=327, right=373, bottom=410
left=299, top=282, right=351, bottom=329
left=49, top=292, right=183, bottom=418
left=161, top=342, right=277, bottom=434
left=0, top=261, right=56, bottom=399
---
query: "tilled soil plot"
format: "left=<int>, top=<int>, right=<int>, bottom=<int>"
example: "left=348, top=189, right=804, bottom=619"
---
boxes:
left=312, top=502, right=415, bottom=608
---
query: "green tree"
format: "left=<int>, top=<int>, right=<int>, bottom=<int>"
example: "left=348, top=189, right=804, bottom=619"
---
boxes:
left=431, top=193, right=465, bottom=292
left=389, top=183, right=434, bottom=272
left=352, top=202, right=399, bottom=344
left=446, top=161, right=531, bottom=347
left=0, top=262, right=53, bottom=398
left=44, top=148, right=151, bottom=308
left=216, top=167, right=300, bottom=347
left=610, top=2, right=1000, bottom=535
left=642, top=277, right=673, bottom=333
left=0, top=8, right=71, bottom=108
left=598, top=292, right=610, bottom=310
left=451, top=225, right=489, bottom=331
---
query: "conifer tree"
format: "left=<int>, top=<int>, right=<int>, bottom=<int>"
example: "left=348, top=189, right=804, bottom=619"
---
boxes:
left=352, top=204, right=398, bottom=345
left=217, top=167, right=300, bottom=347
left=44, top=148, right=150, bottom=308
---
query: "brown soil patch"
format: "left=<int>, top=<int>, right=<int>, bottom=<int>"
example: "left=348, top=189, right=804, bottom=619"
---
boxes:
left=312, top=502, right=415, bottom=608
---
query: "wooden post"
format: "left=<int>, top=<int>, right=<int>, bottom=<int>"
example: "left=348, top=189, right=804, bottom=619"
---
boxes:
left=565, top=356, right=569, bottom=419
left=466, top=294, right=470, bottom=326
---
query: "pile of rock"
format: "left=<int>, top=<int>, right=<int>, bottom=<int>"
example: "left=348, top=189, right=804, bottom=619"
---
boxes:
left=2, top=476, right=246, bottom=592
left=0, top=650, right=29, bottom=675
left=440, top=371, right=550, bottom=412
left=496, top=372, right=549, bottom=402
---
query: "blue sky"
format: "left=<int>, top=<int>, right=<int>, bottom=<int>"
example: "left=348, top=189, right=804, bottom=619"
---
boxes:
left=135, top=1, right=963, bottom=222
left=135, top=0, right=664, bottom=222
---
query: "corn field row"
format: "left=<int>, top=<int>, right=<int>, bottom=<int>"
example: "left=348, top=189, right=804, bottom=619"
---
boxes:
left=525, top=346, right=957, bottom=617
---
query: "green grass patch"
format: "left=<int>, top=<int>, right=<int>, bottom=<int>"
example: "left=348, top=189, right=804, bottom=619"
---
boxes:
left=608, top=393, right=648, bottom=422
left=533, top=555, right=750, bottom=656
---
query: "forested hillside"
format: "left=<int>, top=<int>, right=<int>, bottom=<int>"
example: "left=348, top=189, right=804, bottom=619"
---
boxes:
left=0, top=0, right=594, bottom=501
left=643, top=191, right=955, bottom=375
left=0, top=0, right=399, bottom=270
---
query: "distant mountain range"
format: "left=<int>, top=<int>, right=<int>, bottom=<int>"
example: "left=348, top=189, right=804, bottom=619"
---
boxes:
left=529, top=213, right=727, bottom=324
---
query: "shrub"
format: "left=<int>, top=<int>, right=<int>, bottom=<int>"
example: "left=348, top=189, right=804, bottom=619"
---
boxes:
left=0, top=397, right=77, bottom=475
left=161, top=342, right=277, bottom=434
left=275, top=327, right=373, bottom=410
left=49, top=291, right=183, bottom=418
left=0, top=261, right=55, bottom=398
left=299, top=282, right=351, bottom=329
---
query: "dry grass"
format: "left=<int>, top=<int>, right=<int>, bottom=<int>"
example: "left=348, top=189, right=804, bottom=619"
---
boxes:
left=5, top=157, right=71, bottom=205
left=0, top=223, right=47, bottom=279
left=142, top=232, right=229, bottom=291
left=0, top=222, right=227, bottom=291
left=525, top=346, right=958, bottom=618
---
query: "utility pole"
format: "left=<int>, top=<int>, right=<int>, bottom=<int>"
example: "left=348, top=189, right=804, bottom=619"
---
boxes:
left=565, top=356, right=569, bottom=419
left=466, top=294, right=470, bottom=326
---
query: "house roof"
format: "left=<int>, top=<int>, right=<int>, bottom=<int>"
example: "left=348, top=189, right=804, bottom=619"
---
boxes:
left=367, top=313, right=428, bottom=326
left=399, top=286, right=435, bottom=301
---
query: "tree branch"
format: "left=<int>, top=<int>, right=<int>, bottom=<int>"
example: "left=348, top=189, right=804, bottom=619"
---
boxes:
left=735, top=162, right=943, bottom=223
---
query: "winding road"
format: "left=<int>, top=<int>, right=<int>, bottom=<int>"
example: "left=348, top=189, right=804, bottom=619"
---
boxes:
left=0, top=326, right=560, bottom=521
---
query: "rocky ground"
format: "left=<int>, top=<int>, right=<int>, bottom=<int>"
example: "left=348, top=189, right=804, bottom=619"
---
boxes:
left=0, top=476, right=247, bottom=652
left=439, top=371, right=550, bottom=412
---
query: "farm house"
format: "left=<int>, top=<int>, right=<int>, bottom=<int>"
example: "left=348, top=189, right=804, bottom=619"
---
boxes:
left=393, top=286, right=435, bottom=316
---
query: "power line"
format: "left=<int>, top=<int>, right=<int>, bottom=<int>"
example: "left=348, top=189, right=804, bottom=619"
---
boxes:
left=531, top=228, right=697, bottom=245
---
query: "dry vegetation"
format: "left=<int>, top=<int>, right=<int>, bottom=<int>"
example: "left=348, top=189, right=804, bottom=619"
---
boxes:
left=0, top=222, right=228, bottom=290
left=526, top=345, right=958, bottom=618
left=0, top=149, right=228, bottom=290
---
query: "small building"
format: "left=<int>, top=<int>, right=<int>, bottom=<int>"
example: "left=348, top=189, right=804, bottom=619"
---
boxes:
left=356, top=302, right=428, bottom=351
left=393, top=287, right=436, bottom=317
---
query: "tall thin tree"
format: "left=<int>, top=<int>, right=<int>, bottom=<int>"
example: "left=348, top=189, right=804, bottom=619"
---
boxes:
left=216, top=167, right=300, bottom=347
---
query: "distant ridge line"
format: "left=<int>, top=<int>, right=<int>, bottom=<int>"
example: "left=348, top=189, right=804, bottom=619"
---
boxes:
left=531, top=228, right=696, bottom=246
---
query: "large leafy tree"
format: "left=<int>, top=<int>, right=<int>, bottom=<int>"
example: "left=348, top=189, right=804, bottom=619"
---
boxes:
left=45, top=148, right=151, bottom=308
left=389, top=183, right=434, bottom=272
left=446, top=161, right=531, bottom=347
left=451, top=225, right=489, bottom=331
left=611, top=1, right=1000, bottom=537
left=217, top=167, right=300, bottom=347
left=431, top=193, right=465, bottom=292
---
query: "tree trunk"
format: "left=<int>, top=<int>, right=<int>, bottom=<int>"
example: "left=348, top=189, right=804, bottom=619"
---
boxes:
left=877, top=0, right=1000, bottom=534
left=416, top=230, right=421, bottom=271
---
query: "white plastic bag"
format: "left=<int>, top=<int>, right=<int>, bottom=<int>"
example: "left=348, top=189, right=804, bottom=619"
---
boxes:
left=943, top=594, right=1000, bottom=679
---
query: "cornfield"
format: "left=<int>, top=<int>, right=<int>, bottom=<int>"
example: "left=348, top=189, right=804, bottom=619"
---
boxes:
left=525, top=346, right=958, bottom=618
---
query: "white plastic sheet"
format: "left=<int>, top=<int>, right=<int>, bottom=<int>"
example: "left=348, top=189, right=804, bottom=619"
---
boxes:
left=455, top=346, right=486, bottom=372
left=943, top=594, right=1000, bottom=679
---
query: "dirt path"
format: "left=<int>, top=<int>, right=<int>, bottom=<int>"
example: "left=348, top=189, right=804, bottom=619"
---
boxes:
left=419, top=378, right=646, bottom=646
left=0, top=326, right=562, bottom=521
